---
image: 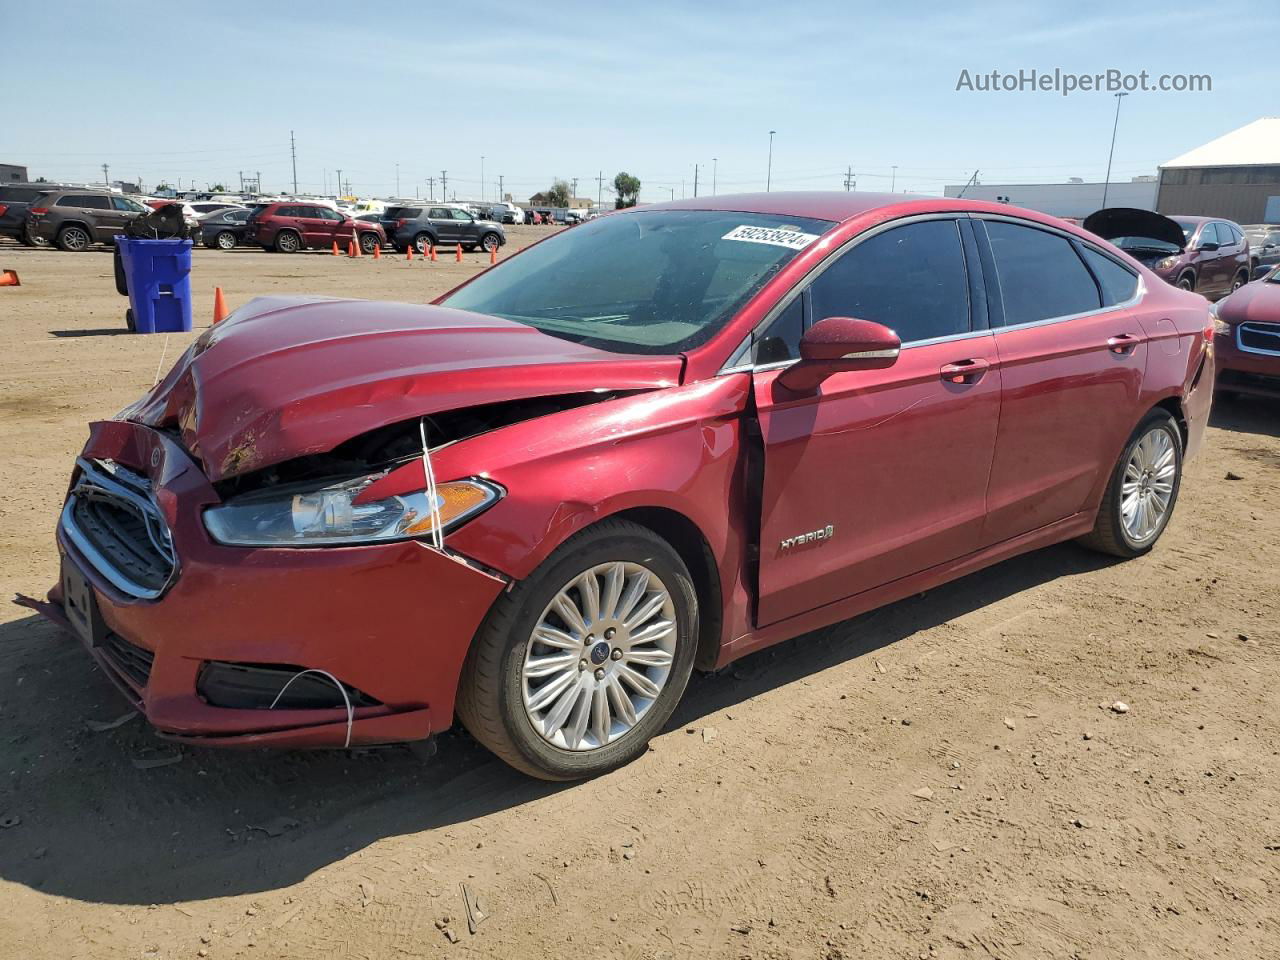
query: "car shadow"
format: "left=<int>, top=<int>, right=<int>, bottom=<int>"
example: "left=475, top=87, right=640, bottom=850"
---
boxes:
left=0, top=541, right=1115, bottom=906
left=1209, top=393, right=1280, bottom=439
left=49, top=328, right=131, bottom=338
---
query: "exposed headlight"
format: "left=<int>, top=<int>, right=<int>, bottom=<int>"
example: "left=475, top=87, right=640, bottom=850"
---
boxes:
left=203, top=475, right=500, bottom=547
left=1156, top=257, right=1178, bottom=271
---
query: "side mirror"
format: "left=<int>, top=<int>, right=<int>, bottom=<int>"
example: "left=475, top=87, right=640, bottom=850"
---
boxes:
left=776, top=316, right=901, bottom=393
left=1196, top=240, right=1220, bottom=252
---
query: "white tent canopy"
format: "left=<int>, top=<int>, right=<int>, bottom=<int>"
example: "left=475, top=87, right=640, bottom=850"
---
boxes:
left=1163, top=118, right=1280, bottom=169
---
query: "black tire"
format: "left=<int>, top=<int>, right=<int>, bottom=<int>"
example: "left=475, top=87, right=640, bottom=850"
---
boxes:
left=1078, top=409, right=1183, bottom=558
left=455, top=519, right=699, bottom=781
left=1230, top=270, right=1248, bottom=292
left=413, top=232, right=433, bottom=254
left=125, top=308, right=136, bottom=333
left=215, top=230, right=237, bottom=251
left=358, top=231, right=379, bottom=255
left=1176, top=272, right=1196, bottom=292
left=480, top=232, right=501, bottom=253
left=56, top=224, right=92, bottom=252
left=274, top=230, right=301, bottom=253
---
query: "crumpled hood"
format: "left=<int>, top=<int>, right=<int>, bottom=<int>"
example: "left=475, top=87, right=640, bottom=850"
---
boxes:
left=1083, top=207, right=1186, bottom=250
left=120, top=296, right=684, bottom=482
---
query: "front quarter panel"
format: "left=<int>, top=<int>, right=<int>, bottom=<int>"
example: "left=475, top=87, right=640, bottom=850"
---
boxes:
left=433, top=374, right=754, bottom=636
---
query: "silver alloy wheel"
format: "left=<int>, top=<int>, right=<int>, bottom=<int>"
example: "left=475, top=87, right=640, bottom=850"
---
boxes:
left=1120, top=426, right=1176, bottom=543
left=1177, top=275, right=1194, bottom=291
left=359, top=231, right=378, bottom=254
left=62, top=226, right=90, bottom=251
left=521, top=561, right=677, bottom=751
left=216, top=231, right=236, bottom=250
left=482, top=232, right=499, bottom=252
left=277, top=231, right=299, bottom=252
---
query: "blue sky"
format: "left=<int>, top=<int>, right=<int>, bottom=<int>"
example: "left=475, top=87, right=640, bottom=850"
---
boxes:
left=5, top=1, right=1275, bottom=202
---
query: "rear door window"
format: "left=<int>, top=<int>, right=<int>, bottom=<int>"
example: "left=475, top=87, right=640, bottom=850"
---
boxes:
left=428, top=207, right=450, bottom=219
left=1079, top=246, right=1139, bottom=306
left=808, top=219, right=971, bottom=343
left=58, top=194, right=110, bottom=209
left=983, top=221, right=1101, bottom=325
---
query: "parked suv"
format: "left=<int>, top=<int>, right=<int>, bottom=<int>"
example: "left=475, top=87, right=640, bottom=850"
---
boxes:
left=0, top=183, right=72, bottom=244
left=244, top=202, right=386, bottom=254
left=1084, top=208, right=1251, bottom=298
left=25, top=190, right=152, bottom=251
left=379, top=204, right=506, bottom=254
left=1243, top=224, right=1280, bottom=278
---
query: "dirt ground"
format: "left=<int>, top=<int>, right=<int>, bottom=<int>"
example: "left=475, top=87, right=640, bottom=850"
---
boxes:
left=0, top=231, right=1277, bottom=960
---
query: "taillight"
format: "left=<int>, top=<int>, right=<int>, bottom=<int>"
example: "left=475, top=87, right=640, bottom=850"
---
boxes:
left=0, top=205, right=7, bottom=217
left=30, top=206, right=48, bottom=216
left=397, top=218, right=408, bottom=228
left=1204, top=322, right=1216, bottom=343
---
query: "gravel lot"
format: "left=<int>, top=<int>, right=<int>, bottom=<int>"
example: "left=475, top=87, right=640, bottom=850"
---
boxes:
left=1, top=233, right=1277, bottom=959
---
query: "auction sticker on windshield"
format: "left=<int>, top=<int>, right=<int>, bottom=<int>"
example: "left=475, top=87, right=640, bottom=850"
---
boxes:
left=721, top=224, right=820, bottom=250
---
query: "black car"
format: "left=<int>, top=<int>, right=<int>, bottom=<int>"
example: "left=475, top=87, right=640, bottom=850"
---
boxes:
left=378, top=204, right=506, bottom=254
left=1244, top=225, right=1280, bottom=278
left=199, top=207, right=254, bottom=250
left=0, top=183, right=72, bottom=244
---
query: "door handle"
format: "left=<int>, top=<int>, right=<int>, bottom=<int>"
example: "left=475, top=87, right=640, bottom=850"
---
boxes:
left=940, top=358, right=989, bottom=384
left=1107, top=333, right=1140, bottom=354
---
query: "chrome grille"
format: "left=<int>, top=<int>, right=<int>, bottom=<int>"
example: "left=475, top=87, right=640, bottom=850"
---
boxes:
left=1238, top=322, right=1280, bottom=356
left=60, top=458, right=176, bottom=599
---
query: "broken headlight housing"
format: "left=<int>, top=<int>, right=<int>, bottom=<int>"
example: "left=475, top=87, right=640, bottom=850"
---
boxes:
left=203, top=475, right=500, bottom=547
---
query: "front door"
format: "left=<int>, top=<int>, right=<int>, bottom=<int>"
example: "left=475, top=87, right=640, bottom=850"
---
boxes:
left=753, top=217, right=1001, bottom=627
left=429, top=207, right=458, bottom=243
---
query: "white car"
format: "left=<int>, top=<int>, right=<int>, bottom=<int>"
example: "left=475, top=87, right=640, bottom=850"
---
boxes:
left=489, top=202, right=526, bottom=225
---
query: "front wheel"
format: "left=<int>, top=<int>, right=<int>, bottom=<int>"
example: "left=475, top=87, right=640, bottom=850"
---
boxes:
left=1230, top=271, right=1248, bottom=293
left=481, top=232, right=501, bottom=253
left=1078, top=410, right=1183, bottom=558
left=1176, top=273, right=1196, bottom=292
left=358, top=231, right=379, bottom=255
left=456, top=519, right=698, bottom=780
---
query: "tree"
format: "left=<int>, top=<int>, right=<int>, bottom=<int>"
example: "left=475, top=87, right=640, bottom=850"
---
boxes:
left=211, top=183, right=227, bottom=192
left=34, top=176, right=48, bottom=183
left=545, top=179, right=571, bottom=207
left=154, top=182, right=171, bottom=192
left=613, top=172, right=641, bottom=208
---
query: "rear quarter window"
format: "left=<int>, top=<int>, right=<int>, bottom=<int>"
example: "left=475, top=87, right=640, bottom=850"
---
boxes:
left=1079, top=246, right=1139, bottom=306
left=0, top=187, right=44, bottom=202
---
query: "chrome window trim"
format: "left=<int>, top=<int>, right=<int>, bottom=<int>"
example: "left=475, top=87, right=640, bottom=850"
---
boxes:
left=1237, top=322, right=1280, bottom=356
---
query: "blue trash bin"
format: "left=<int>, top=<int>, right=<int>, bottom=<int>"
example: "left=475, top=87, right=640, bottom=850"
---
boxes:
left=116, top=236, right=193, bottom=334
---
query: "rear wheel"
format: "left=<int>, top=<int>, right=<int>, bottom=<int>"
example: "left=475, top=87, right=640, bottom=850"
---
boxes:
left=456, top=519, right=698, bottom=780
left=274, top=230, right=301, bottom=253
left=1078, top=410, right=1183, bottom=558
left=56, top=224, right=92, bottom=252
left=215, top=230, right=237, bottom=251
left=413, top=232, right=433, bottom=254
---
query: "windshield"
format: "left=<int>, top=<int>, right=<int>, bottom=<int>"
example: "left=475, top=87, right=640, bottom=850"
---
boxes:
left=1112, top=236, right=1180, bottom=254
left=1172, top=219, right=1198, bottom=240
left=441, top=210, right=833, bottom=353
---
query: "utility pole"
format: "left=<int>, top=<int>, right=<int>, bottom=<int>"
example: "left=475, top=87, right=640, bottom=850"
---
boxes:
left=957, top=169, right=980, bottom=198
left=843, top=166, right=855, bottom=191
left=395, top=162, right=400, bottom=196
left=336, top=169, right=343, bottom=199
left=498, top=174, right=505, bottom=200
left=712, top=158, right=718, bottom=195
left=571, top=177, right=579, bottom=201
left=102, top=162, right=110, bottom=188
left=766, top=130, right=776, bottom=192
left=256, top=171, right=262, bottom=195
left=426, top=176, right=435, bottom=200
left=693, top=163, right=699, bottom=198
left=596, top=170, right=604, bottom=208
left=481, top=156, right=486, bottom=202
left=441, top=170, right=448, bottom=201
left=890, top=165, right=898, bottom=192
left=1102, top=91, right=1128, bottom=209
left=239, top=171, right=244, bottom=193
left=290, top=130, right=298, bottom=194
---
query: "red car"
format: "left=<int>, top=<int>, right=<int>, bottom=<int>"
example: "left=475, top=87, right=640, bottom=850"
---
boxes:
left=1213, top=264, right=1280, bottom=398
left=244, top=201, right=385, bottom=254
left=24, top=193, right=1214, bottom=781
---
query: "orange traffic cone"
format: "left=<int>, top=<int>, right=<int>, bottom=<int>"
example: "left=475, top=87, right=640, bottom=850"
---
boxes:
left=0, top=269, right=19, bottom=287
left=372, top=242, right=381, bottom=260
left=489, top=245, right=497, bottom=265
left=351, top=236, right=361, bottom=257
left=429, top=244, right=437, bottom=262
left=406, top=244, right=414, bottom=261
left=212, top=287, right=228, bottom=324
left=455, top=243, right=463, bottom=262
left=332, top=240, right=340, bottom=256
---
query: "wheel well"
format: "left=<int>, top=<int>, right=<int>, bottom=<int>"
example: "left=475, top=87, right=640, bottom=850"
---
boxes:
left=1153, top=396, right=1188, bottom=447
left=1178, top=269, right=1196, bottom=288
left=58, top=220, right=91, bottom=235
left=612, top=507, right=723, bottom=671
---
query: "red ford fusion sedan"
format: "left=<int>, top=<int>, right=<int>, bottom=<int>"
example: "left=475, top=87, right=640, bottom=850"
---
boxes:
left=22, top=192, right=1215, bottom=780
left=1212, top=264, right=1280, bottom=398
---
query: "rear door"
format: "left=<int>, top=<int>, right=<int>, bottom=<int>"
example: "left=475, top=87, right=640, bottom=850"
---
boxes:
left=974, top=217, right=1147, bottom=545
left=753, top=216, right=1001, bottom=626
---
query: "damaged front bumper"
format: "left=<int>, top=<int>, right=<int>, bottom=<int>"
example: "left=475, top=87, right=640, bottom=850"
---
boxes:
left=19, top=420, right=507, bottom=748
